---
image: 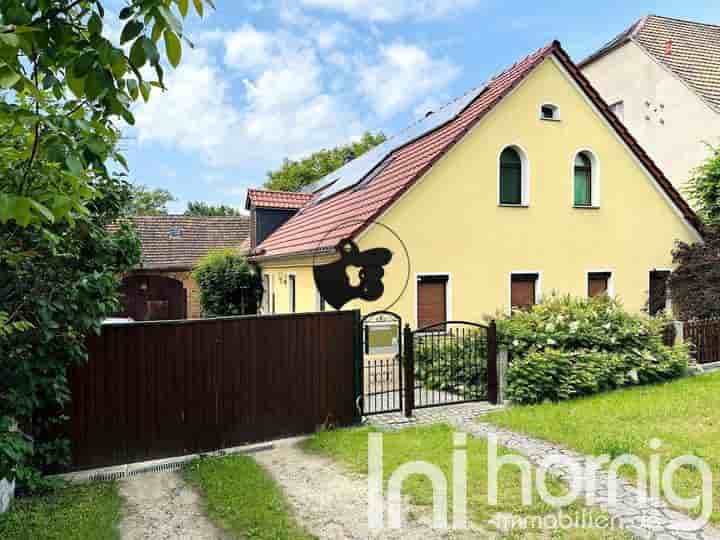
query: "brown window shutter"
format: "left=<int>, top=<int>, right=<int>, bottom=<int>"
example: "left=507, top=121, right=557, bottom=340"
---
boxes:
left=417, top=277, right=447, bottom=330
left=588, top=272, right=611, bottom=298
left=511, top=274, right=537, bottom=310
left=649, top=270, right=671, bottom=315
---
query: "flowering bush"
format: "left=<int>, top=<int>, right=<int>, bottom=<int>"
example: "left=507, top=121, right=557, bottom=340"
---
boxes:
left=497, top=295, right=689, bottom=404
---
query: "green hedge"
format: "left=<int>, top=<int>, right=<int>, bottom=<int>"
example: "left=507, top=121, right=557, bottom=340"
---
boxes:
left=414, top=331, right=488, bottom=399
left=497, top=295, right=689, bottom=404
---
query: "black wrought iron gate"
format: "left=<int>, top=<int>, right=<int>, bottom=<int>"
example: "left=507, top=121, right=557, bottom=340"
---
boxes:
left=360, top=311, right=403, bottom=415
left=403, top=321, right=498, bottom=416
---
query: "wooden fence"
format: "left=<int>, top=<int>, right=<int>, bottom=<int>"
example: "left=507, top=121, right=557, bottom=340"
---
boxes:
left=683, top=318, right=720, bottom=365
left=67, top=310, right=361, bottom=471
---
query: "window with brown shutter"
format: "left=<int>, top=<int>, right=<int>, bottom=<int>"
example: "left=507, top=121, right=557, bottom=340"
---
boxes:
left=511, top=274, right=537, bottom=310
left=417, top=275, right=448, bottom=330
left=588, top=272, right=611, bottom=298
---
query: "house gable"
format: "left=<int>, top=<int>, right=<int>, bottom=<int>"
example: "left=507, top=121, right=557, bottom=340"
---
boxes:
left=351, top=55, right=699, bottom=316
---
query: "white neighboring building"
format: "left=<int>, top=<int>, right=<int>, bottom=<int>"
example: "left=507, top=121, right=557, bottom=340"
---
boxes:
left=580, top=15, right=720, bottom=193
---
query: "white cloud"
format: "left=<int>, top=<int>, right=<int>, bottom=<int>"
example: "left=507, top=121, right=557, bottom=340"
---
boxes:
left=358, top=43, right=460, bottom=117
left=299, top=0, right=482, bottom=21
left=223, top=24, right=274, bottom=69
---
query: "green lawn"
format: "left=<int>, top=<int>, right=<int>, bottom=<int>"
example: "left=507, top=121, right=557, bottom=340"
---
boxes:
left=485, top=371, right=720, bottom=523
left=0, top=482, right=121, bottom=540
left=304, top=424, right=631, bottom=538
left=184, top=454, right=315, bottom=540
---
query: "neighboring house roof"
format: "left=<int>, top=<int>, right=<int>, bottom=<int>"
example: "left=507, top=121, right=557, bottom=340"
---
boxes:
left=251, top=40, right=701, bottom=261
left=116, top=215, right=250, bottom=270
left=579, top=15, right=720, bottom=113
left=245, top=188, right=314, bottom=210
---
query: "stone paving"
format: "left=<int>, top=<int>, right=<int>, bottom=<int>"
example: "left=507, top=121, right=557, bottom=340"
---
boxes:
left=367, top=403, right=720, bottom=540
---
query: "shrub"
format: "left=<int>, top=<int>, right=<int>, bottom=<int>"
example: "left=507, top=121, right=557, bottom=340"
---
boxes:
left=414, top=330, right=488, bottom=399
left=193, top=249, right=263, bottom=317
left=497, top=295, right=689, bottom=404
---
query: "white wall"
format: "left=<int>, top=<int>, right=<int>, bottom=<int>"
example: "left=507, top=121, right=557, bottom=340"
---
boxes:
left=582, top=41, right=720, bottom=194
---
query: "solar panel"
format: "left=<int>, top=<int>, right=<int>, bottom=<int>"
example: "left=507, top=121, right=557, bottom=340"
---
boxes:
left=303, top=84, right=488, bottom=204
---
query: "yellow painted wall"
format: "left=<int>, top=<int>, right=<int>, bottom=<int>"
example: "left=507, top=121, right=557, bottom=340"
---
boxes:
left=260, top=57, right=699, bottom=325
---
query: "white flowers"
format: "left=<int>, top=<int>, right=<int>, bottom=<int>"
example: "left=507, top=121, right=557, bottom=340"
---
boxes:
left=512, top=339, right=520, bottom=347
left=603, top=323, right=611, bottom=330
left=628, top=368, right=639, bottom=382
left=547, top=338, right=557, bottom=345
left=569, top=321, right=579, bottom=333
left=545, top=323, right=556, bottom=332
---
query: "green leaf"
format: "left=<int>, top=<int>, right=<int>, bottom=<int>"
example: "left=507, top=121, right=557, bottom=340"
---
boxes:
left=176, top=0, right=189, bottom=17
left=157, top=5, right=183, bottom=34
left=73, top=53, right=95, bottom=78
left=120, top=20, right=144, bottom=44
left=121, top=108, right=135, bottom=125
left=0, top=33, right=20, bottom=47
left=129, top=38, right=147, bottom=69
left=126, top=78, right=139, bottom=100
left=139, top=81, right=151, bottom=102
left=140, top=37, right=160, bottom=66
left=85, top=68, right=112, bottom=101
left=164, top=30, right=182, bottom=68
left=29, top=200, right=55, bottom=223
left=109, top=50, right=127, bottom=79
left=66, top=154, right=83, bottom=176
left=67, top=70, right=85, bottom=98
left=151, top=21, right=165, bottom=43
left=8, top=196, right=32, bottom=226
left=193, top=0, right=204, bottom=17
left=88, top=13, right=103, bottom=35
left=0, top=66, right=21, bottom=89
left=119, top=7, right=133, bottom=19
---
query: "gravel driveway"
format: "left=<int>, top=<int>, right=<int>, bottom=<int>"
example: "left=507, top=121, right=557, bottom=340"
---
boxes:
left=254, top=440, right=489, bottom=539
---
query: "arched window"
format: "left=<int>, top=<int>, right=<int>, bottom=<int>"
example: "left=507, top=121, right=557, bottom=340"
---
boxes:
left=499, top=147, right=524, bottom=205
left=574, top=152, right=593, bottom=207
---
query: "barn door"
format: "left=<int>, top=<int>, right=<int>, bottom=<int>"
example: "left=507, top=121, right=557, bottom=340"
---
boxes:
left=119, top=275, right=187, bottom=321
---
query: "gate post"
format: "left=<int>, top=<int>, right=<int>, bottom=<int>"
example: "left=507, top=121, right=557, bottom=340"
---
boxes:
left=352, top=310, right=363, bottom=421
left=487, top=320, right=499, bottom=405
left=403, top=324, right=414, bottom=417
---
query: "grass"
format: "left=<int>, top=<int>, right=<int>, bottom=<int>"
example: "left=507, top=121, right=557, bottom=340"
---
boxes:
left=0, top=481, right=121, bottom=540
left=485, top=371, right=720, bottom=523
left=184, top=454, right=315, bottom=540
left=304, top=423, right=631, bottom=538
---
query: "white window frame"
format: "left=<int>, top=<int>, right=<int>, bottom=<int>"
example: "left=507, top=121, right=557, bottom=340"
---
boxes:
left=262, top=273, right=274, bottom=314
left=287, top=272, right=296, bottom=313
left=497, top=144, right=530, bottom=207
left=571, top=148, right=601, bottom=208
left=586, top=269, right=615, bottom=298
left=540, top=102, right=561, bottom=121
left=508, top=271, right=542, bottom=315
left=414, top=272, right=452, bottom=331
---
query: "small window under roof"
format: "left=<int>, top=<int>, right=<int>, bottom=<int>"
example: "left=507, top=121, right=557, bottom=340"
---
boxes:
left=540, top=103, right=560, bottom=121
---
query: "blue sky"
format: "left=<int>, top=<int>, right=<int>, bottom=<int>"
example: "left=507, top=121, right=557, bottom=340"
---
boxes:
left=112, top=1, right=720, bottom=213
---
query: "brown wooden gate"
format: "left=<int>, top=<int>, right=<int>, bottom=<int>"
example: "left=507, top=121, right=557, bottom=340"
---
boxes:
left=67, top=310, right=361, bottom=470
left=118, top=275, right=187, bottom=321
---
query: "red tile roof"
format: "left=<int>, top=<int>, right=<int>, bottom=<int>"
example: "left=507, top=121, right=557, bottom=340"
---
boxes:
left=245, top=188, right=314, bottom=210
left=251, top=41, right=701, bottom=260
left=111, top=215, right=250, bottom=270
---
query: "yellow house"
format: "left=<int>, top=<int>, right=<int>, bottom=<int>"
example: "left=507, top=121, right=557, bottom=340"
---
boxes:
left=247, top=41, right=702, bottom=330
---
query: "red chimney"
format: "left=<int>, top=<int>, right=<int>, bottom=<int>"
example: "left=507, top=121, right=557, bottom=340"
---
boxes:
left=665, top=39, right=673, bottom=55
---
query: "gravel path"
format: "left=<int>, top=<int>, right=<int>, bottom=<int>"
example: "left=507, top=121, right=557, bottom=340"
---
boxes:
left=119, top=471, right=228, bottom=540
left=254, top=441, right=490, bottom=539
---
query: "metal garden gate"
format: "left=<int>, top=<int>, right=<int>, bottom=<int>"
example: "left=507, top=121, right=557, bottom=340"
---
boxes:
left=360, top=311, right=403, bottom=415
left=402, top=320, right=498, bottom=416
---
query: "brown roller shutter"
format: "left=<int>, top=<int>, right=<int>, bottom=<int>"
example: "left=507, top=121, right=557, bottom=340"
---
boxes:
left=511, top=274, right=537, bottom=310
left=588, top=272, right=611, bottom=298
left=417, top=277, right=447, bottom=330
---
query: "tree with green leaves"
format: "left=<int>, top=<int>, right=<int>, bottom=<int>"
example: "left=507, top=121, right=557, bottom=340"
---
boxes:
left=0, top=0, right=213, bottom=490
left=126, top=184, right=176, bottom=215
left=685, top=144, right=720, bottom=227
left=263, top=131, right=386, bottom=192
left=185, top=201, right=241, bottom=216
left=193, top=249, right=262, bottom=317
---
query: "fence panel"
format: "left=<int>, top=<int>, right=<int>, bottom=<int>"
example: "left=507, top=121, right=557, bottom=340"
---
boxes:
left=684, top=319, right=720, bottom=365
left=67, top=311, right=359, bottom=471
